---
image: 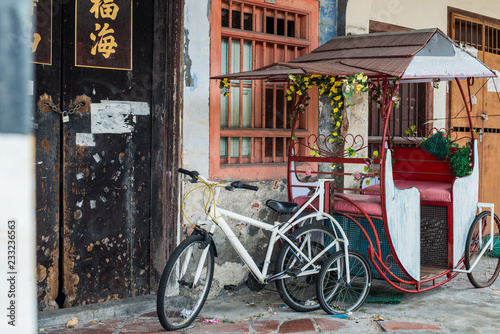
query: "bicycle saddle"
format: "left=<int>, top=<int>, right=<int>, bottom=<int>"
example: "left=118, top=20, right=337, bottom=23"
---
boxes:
left=266, top=200, right=300, bottom=214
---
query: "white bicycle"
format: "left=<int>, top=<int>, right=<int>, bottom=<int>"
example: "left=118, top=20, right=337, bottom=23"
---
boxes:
left=156, top=168, right=371, bottom=331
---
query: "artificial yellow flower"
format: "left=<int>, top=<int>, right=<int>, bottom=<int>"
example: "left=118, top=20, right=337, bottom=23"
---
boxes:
left=356, top=73, right=363, bottom=81
left=356, top=84, right=364, bottom=93
left=338, top=101, right=343, bottom=107
left=333, top=107, right=339, bottom=113
left=297, top=90, right=302, bottom=95
left=333, top=95, right=341, bottom=101
left=330, top=77, right=336, bottom=83
left=336, top=121, right=340, bottom=127
left=290, top=86, right=295, bottom=92
left=333, top=132, right=338, bottom=136
left=362, top=75, right=368, bottom=82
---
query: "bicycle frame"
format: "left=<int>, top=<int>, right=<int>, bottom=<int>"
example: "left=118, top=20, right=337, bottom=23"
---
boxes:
left=189, top=177, right=351, bottom=286
left=454, top=202, right=496, bottom=274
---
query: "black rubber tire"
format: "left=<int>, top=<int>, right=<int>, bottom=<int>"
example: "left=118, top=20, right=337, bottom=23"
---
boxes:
left=157, top=235, right=214, bottom=331
left=465, top=211, right=500, bottom=288
left=317, top=250, right=371, bottom=315
left=275, top=223, right=338, bottom=312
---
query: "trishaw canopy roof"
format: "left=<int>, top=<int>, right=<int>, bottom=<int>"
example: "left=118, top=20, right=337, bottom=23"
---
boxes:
left=212, top=28, right=495, bottom=82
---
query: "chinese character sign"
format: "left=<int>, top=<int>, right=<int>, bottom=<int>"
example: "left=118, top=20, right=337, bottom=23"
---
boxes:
left=76, top=0, right=132, bottom=70
left=31, top=0, right=52, bottom=65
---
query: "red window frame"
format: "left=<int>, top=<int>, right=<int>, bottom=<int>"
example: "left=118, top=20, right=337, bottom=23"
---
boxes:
left=209, top=0, right=319, bottom=181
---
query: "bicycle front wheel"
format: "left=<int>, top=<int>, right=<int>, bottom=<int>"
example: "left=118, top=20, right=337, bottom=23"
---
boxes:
left=317, top=250, right=371, bottom=315
left=275, top=223, right=338, bottom=312
left=157, top=235, right=214, bottom=331
left=465, top=211, right=500, bottom=288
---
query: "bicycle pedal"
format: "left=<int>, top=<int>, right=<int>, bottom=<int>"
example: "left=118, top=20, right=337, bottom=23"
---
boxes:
left=285, top=267, right=303, bottom=277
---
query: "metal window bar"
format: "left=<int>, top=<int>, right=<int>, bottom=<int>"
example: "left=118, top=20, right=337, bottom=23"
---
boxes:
left=220, top=0, right=311, bottom=165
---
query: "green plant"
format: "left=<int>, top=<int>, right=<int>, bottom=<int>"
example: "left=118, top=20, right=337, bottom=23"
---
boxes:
left=449, top=141, right=473, bottom=177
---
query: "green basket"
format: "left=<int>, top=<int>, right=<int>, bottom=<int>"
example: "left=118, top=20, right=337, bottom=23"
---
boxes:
left=419, top=132, right=450, bottom=160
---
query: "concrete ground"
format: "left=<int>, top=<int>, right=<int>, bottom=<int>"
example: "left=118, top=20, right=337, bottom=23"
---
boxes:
left=39, top=272, right=500, bottom=333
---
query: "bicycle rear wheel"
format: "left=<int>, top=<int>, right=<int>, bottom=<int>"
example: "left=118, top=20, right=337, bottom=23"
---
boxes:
left=317, top=250, right=371, bottom=315
left=157, top=235, right=214, bottom=331
left=275, top=223, right=338, bottom=312
left=465, top=211, right=500, bottom=288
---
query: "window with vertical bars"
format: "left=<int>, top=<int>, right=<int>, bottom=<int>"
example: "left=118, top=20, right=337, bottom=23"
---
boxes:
left=368, top=25, right=432, bottom=146
left=212, top=0, right=318, bottom=176
left=452, top=13, right=500, bottom=54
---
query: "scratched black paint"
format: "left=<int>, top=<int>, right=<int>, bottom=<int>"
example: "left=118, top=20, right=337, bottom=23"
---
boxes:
left=34, top=0, right=182, bottom=309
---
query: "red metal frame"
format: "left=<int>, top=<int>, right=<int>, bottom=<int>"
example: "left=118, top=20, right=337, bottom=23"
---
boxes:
left=286, top=75, right=477, bottom=293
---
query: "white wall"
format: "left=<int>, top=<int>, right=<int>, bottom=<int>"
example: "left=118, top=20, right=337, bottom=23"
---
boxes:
left=183, top=0, right=211, bottom=176
left=368, top=0, right=500, bottom=130
left=370, top=0, right=500, bottom=32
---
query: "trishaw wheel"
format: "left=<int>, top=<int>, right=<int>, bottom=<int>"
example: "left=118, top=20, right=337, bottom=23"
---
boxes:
left=317, top=250, right=371, bottom=315
left=465, top=211, right=500, bottom=288
left=275, top=223, right=338, bottom=312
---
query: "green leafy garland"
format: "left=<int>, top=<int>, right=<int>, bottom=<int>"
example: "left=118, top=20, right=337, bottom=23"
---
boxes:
left=285, top=73, right=370, bottom=141
left=219, top=73, right=398, bottom=149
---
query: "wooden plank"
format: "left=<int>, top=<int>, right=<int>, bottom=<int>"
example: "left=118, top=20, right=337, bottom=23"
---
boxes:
left=34, top=2, right=62, bottom=311
left=149, top=0, right=183, bottom=294
left=59, top=1, right=153, bottom=307
left=483, top=52, right=500, bottom=128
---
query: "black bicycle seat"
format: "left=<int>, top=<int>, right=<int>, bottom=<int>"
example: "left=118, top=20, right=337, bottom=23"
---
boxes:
left=266, top=200, right=300, bottom=215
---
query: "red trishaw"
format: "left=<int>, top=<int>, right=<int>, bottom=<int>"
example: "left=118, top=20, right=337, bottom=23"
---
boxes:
left=216, top=28, right=500, bottom=313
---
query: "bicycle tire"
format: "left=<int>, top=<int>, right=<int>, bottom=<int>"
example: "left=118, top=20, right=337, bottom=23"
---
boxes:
left=317, top=250, right=371, bottom=315
left=465, top=211, right=500, bottom=288
left=157, top=235, right=214, bottom=331
left=275, top=223, right=338, bottom=312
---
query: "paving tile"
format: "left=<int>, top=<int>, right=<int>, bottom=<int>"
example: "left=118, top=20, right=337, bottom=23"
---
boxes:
left=313, top=317, right=346, bottom=332
left=185, top=322, right=251, bottom=333
left=119, top=319, right=165, bottom=332
left=45, top=329, right=114, bottom=334
left=278, top=319, right=316, bottom=333
left=377, top=320, right=441, bottom=332
left=253, top=319, right=281, bottom=333
left=82, top=318, right=126, bottom=330
left=140, top=311, right=158, bottom=318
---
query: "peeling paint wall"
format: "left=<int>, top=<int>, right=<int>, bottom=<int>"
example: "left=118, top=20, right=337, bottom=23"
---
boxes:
left=180, top=0, right=339, bottom=296
left=180, top=179, right=288, bottom=290
left=182, top=0, right=211, bottom=176
left=368, top=0, right=500, bottom=135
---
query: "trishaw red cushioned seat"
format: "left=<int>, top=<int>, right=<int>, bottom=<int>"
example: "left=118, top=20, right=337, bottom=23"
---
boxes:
left=364, top=180, right=452, bottom=203
left=293, top=194, right=383, bottom=217
left=292, top=180, right=452, bottom=217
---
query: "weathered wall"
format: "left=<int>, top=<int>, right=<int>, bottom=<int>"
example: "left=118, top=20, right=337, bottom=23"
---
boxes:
left=180, top=0, right=339, bottom=295
left=180, top=179, right=288, bottom=294
left=182, top=0, right=211, bottom=176
left=368, top=0, right=500, bottom=131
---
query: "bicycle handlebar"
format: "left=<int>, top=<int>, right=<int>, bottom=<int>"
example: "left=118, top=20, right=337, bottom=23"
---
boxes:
left=178, top=168, right=258, bottom=191
left=229, top=181, right=258, bottom=191
left=178, top=168, right=199, bottom=183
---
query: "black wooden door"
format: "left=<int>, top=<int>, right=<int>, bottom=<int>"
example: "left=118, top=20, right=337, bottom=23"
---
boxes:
left=35, top=0, right=155, bottom=310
